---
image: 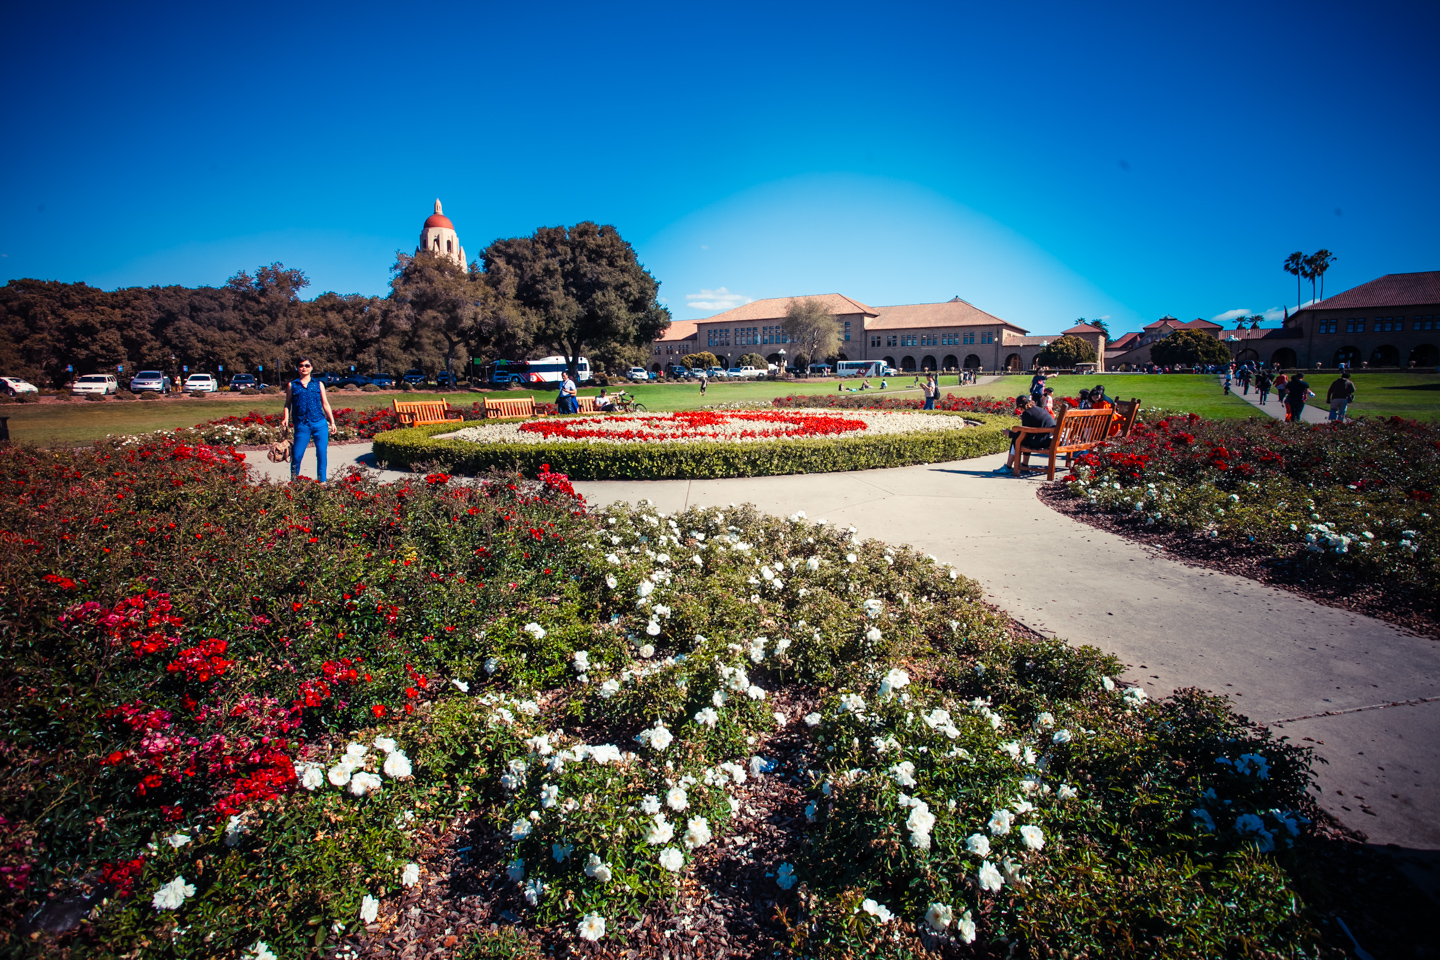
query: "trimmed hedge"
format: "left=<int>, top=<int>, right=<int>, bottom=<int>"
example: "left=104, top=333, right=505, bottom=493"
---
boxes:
left=372, top=412, right=1014, bottom=479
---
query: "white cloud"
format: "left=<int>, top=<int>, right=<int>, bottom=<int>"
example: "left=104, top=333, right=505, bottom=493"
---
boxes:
left=1261, top=306, right=1288, bottom=323
left=686, top=287, right=752, bottom=312
left=1211, top=308, right=1252, bottom=323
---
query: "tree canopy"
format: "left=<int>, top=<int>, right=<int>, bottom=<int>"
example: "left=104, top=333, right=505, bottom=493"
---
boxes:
left=781, top=298, right=841, bottom=364
left=1034, top=335, right=1097, bottom=367
left=683, top=351, right=718, bottom=370
left=483, top=223, right=670, bottom=379
left=1150, top=329, right=1231, bottom=366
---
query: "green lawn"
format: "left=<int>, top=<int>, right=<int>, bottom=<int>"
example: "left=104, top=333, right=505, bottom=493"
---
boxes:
left=1302, top=372, right=1440, bottom=420
left=3, top=372, right=1275, bottom=446
left=944, top=373, right=1268, bottom=419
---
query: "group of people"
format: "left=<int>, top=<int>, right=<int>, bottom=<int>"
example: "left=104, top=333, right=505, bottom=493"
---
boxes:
left=990, top=377, right=1121, bottom=475
left=1224, top=361, right=1353, bottom=422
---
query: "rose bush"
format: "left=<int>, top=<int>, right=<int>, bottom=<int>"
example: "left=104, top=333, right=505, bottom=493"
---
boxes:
left=0, top=440, right=1349, bottom=958
left=1061, top=413, right=1438, bottom=606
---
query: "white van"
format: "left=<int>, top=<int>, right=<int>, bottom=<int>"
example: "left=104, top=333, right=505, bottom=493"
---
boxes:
left=71, top=374, right=119, bottom=395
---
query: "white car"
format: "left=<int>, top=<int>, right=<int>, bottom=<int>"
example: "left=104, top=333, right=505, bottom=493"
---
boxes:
left=129, top=371, right=171, bottom=393
left=627, top=367, right=649, bottom=382
left=71, top=374, right=119, bottom=396
left=183, top=373, right=219, bottom=393
left=728, top=366, right=764, bottom=379
left=0, top=376, right=38, bottom=396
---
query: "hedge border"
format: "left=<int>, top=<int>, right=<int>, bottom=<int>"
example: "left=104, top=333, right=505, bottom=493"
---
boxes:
left=371, top=412, right=1015, bottom=480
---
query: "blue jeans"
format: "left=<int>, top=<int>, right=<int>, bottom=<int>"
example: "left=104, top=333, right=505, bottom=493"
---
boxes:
left=1328, top=400, right=1349, bottom=421
left=923, top=396, right=936, bottom=409
left=292, top=420, right=329, bottom=481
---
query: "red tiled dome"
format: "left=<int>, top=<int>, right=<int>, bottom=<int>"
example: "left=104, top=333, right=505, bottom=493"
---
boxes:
left=424, top=213, right=454, bottom=230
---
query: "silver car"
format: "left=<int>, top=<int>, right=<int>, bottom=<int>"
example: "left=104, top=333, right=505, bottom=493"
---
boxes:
left=129, top=371, right=171, bottom=392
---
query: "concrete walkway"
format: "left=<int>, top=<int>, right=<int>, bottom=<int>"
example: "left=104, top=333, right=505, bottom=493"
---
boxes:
left=242, top=443, right=1440, bottom=884
left=1227, top=376, right=1331, bottom=423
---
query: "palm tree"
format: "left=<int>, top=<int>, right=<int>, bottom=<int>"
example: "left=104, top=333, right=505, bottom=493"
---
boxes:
left=1247, top=314, right=1264, bottom=330
left=1234, top=318, right=1248, bottom=329
left=1284, top=252, right=1305, bottom=310
left=1301, top=253, right=1319, bottom=305
left=1310, top=249, right=1337, bottom=300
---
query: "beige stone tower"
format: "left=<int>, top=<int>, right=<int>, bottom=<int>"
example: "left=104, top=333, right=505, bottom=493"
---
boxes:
left=416, top=199, right=466, bottom=267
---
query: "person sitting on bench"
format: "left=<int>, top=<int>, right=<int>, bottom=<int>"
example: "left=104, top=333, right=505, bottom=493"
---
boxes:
left=596, top=388, right=616, bottom=412
left=995, top=396, right=1055, bottom=475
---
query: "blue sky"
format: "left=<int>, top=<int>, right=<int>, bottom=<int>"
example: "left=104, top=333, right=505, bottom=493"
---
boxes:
left=2, top=0, right=1436, bottom=336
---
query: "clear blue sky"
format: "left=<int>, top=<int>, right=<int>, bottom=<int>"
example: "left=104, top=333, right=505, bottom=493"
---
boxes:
left=2, top=0, right=1436, bottom=336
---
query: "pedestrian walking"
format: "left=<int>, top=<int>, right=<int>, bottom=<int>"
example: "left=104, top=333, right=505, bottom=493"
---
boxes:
left=1285, top=373, right=1312, bottom=421
left=923, top=374, right=937, bottom=410
left=1275, top=372, right=1289, bottom=407
left=1223, top=373, right=1232, bottom=395
left=1326, top=371, right=1354, bottom=421
left=1255, top=369, right=1272, bottom=404
left=699, top=376, right=707, bottom=397
left=282, top=357, right=337, bottom=483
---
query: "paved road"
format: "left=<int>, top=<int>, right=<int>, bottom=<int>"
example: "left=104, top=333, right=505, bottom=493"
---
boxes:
left=242, top=440, right=1439, bottom=890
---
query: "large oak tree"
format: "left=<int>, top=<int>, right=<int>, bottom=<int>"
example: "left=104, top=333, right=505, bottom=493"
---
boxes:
left=482, top=223, right=670, bottom=379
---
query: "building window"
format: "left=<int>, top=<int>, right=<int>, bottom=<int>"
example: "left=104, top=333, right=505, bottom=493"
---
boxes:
left=886, top=335, right=898, bottom=347
left=843, top=320, right=851, bottom=342
left=871, top=335, right=881, bottom=347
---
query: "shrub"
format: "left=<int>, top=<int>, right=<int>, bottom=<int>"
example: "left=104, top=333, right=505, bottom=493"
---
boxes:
left=0, top=446, right=1338, bottom=959
left=361, top=383, right=381, bottom=393
left=240, top=387, right=259, bottom=396
left=139, top=392, right=161, bottom=401
left=372, top=414, right=1013, bottom=479
left=1064, top=413, right=1438, bottom=606
left=187, top=390, right=208, bottom=399
left=1151, top=329, right=1231, bottom=366
left=86, top=394, right=106, bottom=402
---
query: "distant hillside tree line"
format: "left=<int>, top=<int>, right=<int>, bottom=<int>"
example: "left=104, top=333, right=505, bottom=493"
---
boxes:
left=0, top=222, right=669, bottom=386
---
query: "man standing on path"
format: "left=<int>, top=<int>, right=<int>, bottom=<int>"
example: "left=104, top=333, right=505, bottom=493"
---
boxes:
left=923, top=374, right=937, bottom=410
left=559, top=370, right=578, bottom=414
left=1285, top=372, right=1312, bottom=422
left=1327, top=372, right=1355, bottom=421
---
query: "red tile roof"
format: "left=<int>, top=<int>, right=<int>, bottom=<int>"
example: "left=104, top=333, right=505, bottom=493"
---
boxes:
left=1143, top=316, right=1181, bottom=330
left=693, top=293, right=877, bottom=324
left=1181, top=318, right=1223, bottom=329
left=1303, top=271, right=1440, bottom=311
left=654, top=319, right=698, bottom=342
left=1061, top=323, right=1103, bottom=335
left=869, top=298, right=1026, bottom=331
left=1108, top=331, right=1141, bottom=350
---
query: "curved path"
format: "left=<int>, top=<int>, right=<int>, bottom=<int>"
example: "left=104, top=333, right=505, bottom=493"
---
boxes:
left=245, top=444, right=1440, bottom=890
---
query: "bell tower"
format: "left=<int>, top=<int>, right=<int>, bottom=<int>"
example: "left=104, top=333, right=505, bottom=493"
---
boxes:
left=416, top=199, right=466, bottom=268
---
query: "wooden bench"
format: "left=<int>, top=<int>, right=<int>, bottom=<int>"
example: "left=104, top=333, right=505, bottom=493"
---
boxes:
left=483, top=396, right=536, bottom=419
left=1015, top=407, right=1121, bottom=480
left=392, top=399, right=464, bottom=427
left=575, top=396, right=598, bottom=414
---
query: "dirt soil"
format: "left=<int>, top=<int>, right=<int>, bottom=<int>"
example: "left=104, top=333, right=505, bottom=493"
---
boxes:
left=1036, top=483, right=1440, bottom=642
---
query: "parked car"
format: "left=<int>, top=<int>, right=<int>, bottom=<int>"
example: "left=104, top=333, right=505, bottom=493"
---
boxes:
left=728, top=366, right=764, bottom=380
left=435, top=370, right=459, bottom=387
left=0, top=376, right=39, bottom=396
left=704, top=366, right=726, bottom=379
left=128, top=371, right=171, bottom=393
left=72, top=374, right=119, bottom=396
left=335, top=373, right=370, bottom=388
left=402, top=369, right=428, bottom=386
left=665, top=364, right=693, bottom=379
left=228, top=374, right=261, bottom=391
left=183, top=373, right=219, bottom=393
left=627, top=367, right=649, bottom=382
left=314, top=372, right=341, bottom=386
left=370, top=373, right=397, bottom=388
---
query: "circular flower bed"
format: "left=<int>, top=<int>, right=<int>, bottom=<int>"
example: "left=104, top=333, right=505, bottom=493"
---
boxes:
left=519, top=410, right=869, bottom=443
left=374, top=410, right=1015, bottom=479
